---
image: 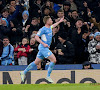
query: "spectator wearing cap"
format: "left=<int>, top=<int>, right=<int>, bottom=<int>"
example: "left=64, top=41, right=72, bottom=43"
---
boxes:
left=21, top=10, right=30, bottom=27
left=54, top=32, right=75, bottom=64
left=69, top=18, right=85, bottom=63
left=82, top=61, right=93, bottom=69
left=88, top=32, right=100, bottom=63
left=0, top=37, right=14, bottom=65
left=20, top=10, right=31, bottom=34
left=89, top=33, right=94, bottom=41
left=0, top=18, right=10, bottom=39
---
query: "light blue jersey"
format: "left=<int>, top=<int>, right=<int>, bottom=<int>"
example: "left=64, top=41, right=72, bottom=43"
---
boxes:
left=37, top=26, right=53, bottom=49
left=36, top=26, right=53, bottom=59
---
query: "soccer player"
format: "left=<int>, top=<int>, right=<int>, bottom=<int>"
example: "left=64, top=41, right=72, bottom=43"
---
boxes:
left=20, top=16, right=64, bottom=83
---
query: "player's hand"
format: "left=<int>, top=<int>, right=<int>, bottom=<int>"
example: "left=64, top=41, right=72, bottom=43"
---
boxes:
left=43, top=43, right=49, bottom=48
left=59, top=16, right=64, bottom=23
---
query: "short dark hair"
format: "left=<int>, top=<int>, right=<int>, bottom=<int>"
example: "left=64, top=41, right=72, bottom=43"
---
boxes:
left=1, top=9, right=9, bottom=13
left=75, top=18, right=84, bottom=23
left=71, top=10, right=78, bottom=13
left=57, top=9, right=64, bottom=13
left=63, top=2, right=71, bottom=7
left=3, top=36, right=10, bottom=40
left=32, top=17, right=38, bottom=20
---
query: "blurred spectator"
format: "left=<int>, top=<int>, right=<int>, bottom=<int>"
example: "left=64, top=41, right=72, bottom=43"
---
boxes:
left=89, top=33, right=94, bottom=41
left=69, top=18, right=85, bottom=63
left=69, top=10, right=79, bottom=27
left=54, top=32, right=75, bottom=64
left=50, top=25, right=60, bottom=51
left=14, top=38, right=31, bottom=65
left=9, top=19, right=23, bottom=45
left=88, top=32, right=100, bottom=64
left=0, top=18, right=10, bottom=39
left=24, top=17, right=40, bottom=38
left=82, top=61, right=93, bottom=69
left=69, top=0, right=77, bottom=11
left=63, top=1, right=71, bottom=18
left=28, top=38, right=38, bottom=64
left=0, top=37, right=14, bottom=65
left=0, top=39, right=3, bottom=65
left=0, top=1, right=21, bottom=23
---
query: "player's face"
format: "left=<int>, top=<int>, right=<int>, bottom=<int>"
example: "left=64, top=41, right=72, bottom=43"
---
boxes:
left=47, top=18, right=53, bottom=25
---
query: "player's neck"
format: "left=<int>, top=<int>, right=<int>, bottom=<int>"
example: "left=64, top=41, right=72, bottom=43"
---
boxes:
left=45, top=24, right=51, bottom=28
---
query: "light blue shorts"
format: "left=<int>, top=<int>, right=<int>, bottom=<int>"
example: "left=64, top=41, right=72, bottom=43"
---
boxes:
left=37, top=48, right=53, bottom=60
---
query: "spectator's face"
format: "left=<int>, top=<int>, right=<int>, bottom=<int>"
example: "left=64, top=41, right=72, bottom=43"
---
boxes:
left=47, top=18, right=53, bottom=25
left=22, top=38, right=28, bottom=45
left=46, top=1, right=51, bottom=7
left=3, top=38, right=9, bottom=46
left=2, top=11, right=9, bottom=18
left=37, top=0, right=41, bottom=5
left=71, top=11, right=78, bottom=19
left=31, top=19, right=38, bottom=26
left=57, top=12, right=64, bottom=18
left=10, top=1, right=16, bottom=7
left=84, top=65, right=90, bottom=69
left=30, top=38, right=36, bottom=45
left=1, top=20, right=7, bottom=26
left=53, top=26, right=59, bottom=33
left=44, top=9, right=50, bottom=15
left=76, top=20, right=83, bottom=28
left=89, top=36, right=94, bottom=40
left=23, top=14, right=28, bottom=20
left=95, top=35, right=100, bottom=41
left=64, top=5, right=70, bottom=11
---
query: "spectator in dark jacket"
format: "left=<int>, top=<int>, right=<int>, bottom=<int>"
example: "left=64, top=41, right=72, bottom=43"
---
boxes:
left=9, top=19, right=23, bottom=45
left=69, top=18, right=84, bottom=63
left=54, top=32, right=75, bottom=64
left=24, top=17, right=40, bottom=39
left=0, top=18, right=10, bottom=39
left=82, top=61, right=93, bottom=69
left=28, top=38, right=38, bottom=64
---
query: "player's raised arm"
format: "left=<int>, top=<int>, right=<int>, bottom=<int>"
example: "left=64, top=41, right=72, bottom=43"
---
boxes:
left=51, top=16, right=64, bottom=29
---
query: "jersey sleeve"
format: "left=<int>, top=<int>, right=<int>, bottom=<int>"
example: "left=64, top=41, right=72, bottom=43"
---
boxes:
left=36, top=28, right=45, bottom=37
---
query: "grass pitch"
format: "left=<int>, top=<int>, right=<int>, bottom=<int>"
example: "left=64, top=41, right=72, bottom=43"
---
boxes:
left=0, top=84, right=100, bottom=90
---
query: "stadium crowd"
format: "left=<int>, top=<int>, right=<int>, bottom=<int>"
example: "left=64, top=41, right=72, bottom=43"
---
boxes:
left=0, top=0, right=100, bottom=68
